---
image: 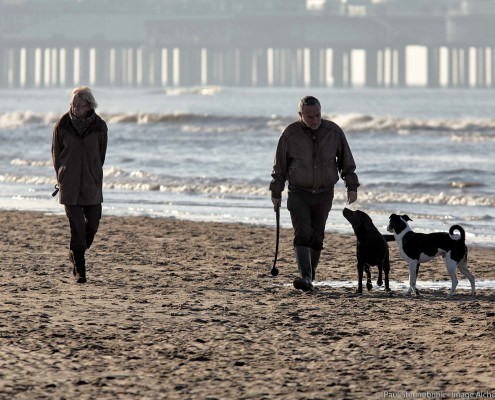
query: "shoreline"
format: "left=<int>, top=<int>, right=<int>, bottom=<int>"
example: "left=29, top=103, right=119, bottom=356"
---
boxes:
left=1, top=209, right=494, bottom=399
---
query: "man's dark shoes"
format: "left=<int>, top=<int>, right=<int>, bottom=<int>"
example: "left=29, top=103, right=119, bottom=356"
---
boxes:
left=293, top=277, right=314, bottom=292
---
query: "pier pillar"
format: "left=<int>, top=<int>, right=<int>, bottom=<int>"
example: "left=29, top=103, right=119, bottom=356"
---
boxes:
left=95, top=45, right=110, bottom=87
left=239, top=48, right=253, bottom=86
left=462, top=47, right=470, bottom=87
left=39, top=48, right=48, bottom=87
left=309, top=47, right=325, bottom=87
left=65, top=47, right=75, bottom=87
left=166, top=48, right=175, bottom=86
left=332, top=47, right=343, bottom=88
left=25, top=47, right=36, bottom=88
left=391, top=48, right=398, bottom=87
left=78, top=46, right=90, bottom=86
left=492, top=47, right=495, bottom=88
left=295, top=48, right=305, bottom=87
left=449, top=47, right=456, bottom=87
left=0, top=45, right=7, bottom=88
left=458, top=48, right=467, bottom=87
left=179, top=47, right=202, bottom=86
left=112, top=47, right=124, bottom=86
left=206, top=48, right=215, bottom=85
left=121, top=47, right=129, bottom=86
left=378, top=49, right=385, bottom=87
left=11, top=47, right=21, bottom=88
left=272, top=48, right=282, bottom=87
left=149, top=47, right=162, bottom=86
left=427, top=46, right=440, bottom=88
left=255, top=48, right=268, bottom=86
left=365, top=47, right=377, bottom=88
left=344, top=50, right=351, bottom=87
left=283, top=48, right=295, bottom=86
left=476, top=47, right=486, bottom=88
left=52, top=48, right=60, bottom=87
left=127, top=47, right=137, bottom=86
left=223, top=49, right=236, bottom=86
left=396, top=47, right=406, bottom=88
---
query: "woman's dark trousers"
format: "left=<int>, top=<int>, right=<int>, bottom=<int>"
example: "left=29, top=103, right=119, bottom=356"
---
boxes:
left=65, top=204, right=102, bottom=283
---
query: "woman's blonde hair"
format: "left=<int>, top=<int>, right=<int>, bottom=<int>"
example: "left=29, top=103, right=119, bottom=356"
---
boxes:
left=72, top=86, right=98, bottom=109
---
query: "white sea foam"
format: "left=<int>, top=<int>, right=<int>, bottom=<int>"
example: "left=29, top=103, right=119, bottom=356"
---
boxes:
left=11, top=158, right=52, bottom=167
left=359, top=191, right=495, bottom=207
left=3, top=169, right=494, bottom=208
left=2, top=110, right=495, bottom=138
left=0, top=111, right=59, bottom=128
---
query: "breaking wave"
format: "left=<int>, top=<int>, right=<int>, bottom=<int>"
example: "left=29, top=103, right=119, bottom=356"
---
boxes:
left=11, top=158, right=52, bottom=167
left=2, top=171, right=494, bottom=208
left=1, top=110, right=495, bottom=137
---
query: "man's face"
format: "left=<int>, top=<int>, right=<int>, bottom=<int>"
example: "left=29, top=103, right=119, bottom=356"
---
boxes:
left=299, top=104, right=321, bottom=130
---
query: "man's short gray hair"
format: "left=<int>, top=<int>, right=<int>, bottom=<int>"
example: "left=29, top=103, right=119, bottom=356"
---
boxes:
left=72, top=86, right=98, bottom=109
left=298, top=96, right=320, bottom=113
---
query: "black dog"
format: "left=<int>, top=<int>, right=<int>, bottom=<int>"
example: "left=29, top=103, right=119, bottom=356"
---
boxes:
left=343, top=208, right=394, bottom=293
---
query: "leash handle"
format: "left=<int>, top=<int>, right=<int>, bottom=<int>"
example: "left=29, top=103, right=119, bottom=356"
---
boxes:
left=52, top=184, right=59, bottom=197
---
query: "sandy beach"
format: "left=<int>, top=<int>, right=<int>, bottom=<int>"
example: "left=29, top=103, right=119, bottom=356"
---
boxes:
left=0, top=209, right=494, bottom=399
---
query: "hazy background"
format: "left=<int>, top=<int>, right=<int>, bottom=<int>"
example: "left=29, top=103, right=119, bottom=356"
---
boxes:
left=1, top=0, right=495, bottom=89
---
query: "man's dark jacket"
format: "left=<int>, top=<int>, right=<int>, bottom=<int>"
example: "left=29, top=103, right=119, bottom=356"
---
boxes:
left=270, top=119, right=359, bottom=198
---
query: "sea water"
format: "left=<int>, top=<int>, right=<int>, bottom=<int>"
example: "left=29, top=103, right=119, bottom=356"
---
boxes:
left=0, top=87, right=494, bottom=246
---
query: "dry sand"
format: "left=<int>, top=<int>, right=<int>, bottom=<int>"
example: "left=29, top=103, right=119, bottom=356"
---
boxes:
left=0, top=210, right=494, bottom=399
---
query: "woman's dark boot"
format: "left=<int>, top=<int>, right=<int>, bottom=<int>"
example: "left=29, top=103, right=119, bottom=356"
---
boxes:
left=73, top=250, right=87, bottom=284
left=69, top=250, right=76, bottom=276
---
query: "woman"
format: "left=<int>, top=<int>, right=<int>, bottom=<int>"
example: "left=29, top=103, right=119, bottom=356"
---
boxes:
left=52, top=86, right=108, bottom=283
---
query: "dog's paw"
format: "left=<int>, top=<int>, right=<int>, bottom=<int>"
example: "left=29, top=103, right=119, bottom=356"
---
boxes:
left=366, top=282, right=373, bottom=291
left=376, top=279, right=383, bottom=287
left=355, top=288, right=363, bottom=294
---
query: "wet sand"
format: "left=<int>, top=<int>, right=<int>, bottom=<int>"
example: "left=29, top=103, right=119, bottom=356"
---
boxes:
left=0, top=210, right=494, bottom=399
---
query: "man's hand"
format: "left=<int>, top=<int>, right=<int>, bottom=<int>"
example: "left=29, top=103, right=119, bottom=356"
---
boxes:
left=347, top=191, right=357, bottom=205
left=272, top=197, right=281, bottom=211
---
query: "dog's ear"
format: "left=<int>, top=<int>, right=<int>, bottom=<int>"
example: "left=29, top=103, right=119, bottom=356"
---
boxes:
left=403, top=214, right=412, bottom=222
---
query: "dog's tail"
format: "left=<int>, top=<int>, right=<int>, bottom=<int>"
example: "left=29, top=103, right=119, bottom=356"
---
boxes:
left=449, top=225, right=465, bottom=241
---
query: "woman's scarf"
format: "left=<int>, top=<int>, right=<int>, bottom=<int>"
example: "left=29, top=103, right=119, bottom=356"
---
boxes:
left=69, top=109, right=96, bottom=135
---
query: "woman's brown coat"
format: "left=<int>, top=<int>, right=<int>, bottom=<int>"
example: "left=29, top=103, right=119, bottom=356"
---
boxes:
left=52, top=112, right=108, bottom=205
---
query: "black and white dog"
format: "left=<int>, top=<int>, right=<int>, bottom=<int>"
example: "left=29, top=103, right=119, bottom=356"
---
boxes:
left=387, top=214, right=475, bottom=297
left=343, top=208, right=394, bottom=293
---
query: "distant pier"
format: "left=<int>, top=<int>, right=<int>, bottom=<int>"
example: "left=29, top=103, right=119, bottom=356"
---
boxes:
left=1, top=0, right=495, bottom=88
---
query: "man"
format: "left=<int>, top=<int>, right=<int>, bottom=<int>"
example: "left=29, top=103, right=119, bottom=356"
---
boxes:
left=269, top=96, right=359, bottom=291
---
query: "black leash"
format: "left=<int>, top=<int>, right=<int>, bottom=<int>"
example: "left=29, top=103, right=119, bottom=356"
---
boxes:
left=270, top=207, right=280, bottom=276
